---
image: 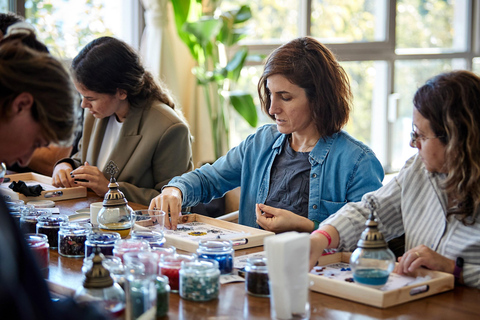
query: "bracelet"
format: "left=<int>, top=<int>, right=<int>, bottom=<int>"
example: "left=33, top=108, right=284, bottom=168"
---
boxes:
left=311, top=229, right=332, bottom=247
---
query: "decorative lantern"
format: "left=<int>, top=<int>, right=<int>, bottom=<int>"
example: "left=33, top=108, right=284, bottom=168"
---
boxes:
left=97, top=161, right=135, bottom=239
left=349, top=195, right=395, bottom=287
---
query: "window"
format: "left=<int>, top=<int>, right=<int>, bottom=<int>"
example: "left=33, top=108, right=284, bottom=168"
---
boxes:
left=223, top=0, right=478, bottom=173
left=7, top=0, right=143, bottom=59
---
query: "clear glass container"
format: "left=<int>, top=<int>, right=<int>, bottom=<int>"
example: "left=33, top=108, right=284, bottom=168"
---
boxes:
left=131, top=230, right=165, bottom=248
left=150, top=245, right=176, bottom=260
left=349, top=247, right=396, bottom=287
left=112, top=238, right=150, bottom=263
left=85, top=231, right=121, bottom=258
left=58, top=222, right=92, bottom=257
left=7, top=202, right=33, bottom=226
left=123, top=251, right=159, bottom=320
left=159, top=253, right=196, bottom=292
left=155, top=275, right=170, bottom=318
left=36, top=214, right=68, bottom=249
left=19, top=210, right=51, bottom=234
left=98, top=205, right=135, bottom=239
left=245, top=257, right=270, bottom=297
left=25, top=233, right=49, bottom=269
left=180, top=259, right=220, bottom=301
left=82, top=254, right=123, bottom=274
left=197, top=239, right=234, bottom=274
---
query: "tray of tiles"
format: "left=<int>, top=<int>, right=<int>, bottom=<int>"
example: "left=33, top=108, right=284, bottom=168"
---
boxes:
left=0, top=172, right=86, bottom=202
left=160, top=213, right=274, bottom=253
left=308, top=252, right=454, bottom=308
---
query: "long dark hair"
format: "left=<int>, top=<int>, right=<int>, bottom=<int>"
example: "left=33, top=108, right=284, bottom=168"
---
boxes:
left=414, top=70, right=480, bottom=224
left=72, top=36, right=175, bottom=109
left=258, top=37, right=352, bottom=138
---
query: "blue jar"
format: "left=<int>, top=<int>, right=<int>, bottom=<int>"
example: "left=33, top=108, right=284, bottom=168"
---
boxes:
left=85, top=231, right=121, bottom=258
left=131, top=229, right=165, bottom=248
left=196, top=240, right=234, bottom=274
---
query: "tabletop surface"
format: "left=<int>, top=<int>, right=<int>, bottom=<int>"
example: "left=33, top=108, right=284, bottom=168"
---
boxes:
left=46, top=192, right=480, bottom=320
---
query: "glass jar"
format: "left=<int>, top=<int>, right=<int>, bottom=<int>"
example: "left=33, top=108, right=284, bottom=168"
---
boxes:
left=112, top=239, right=149, bottom=263
left=97, top=204, right=135, bottom=239
left=19, top=210, right=51, bottom=234
left=85, top=232, right=121, bottom=258
left=179, top=259, right=220, bottom=301
left=130, top=230, right=165, bottom=248
left=350, top=247, right=395, bottom=287
left=58, top=222, right=92, bottom=257
left=245, top=257, right=270, bottom=297
left=36, top=214, right=68, bottom=249
left=82, top=255, right=123, bottom=274
left=159, top=253, right=196, bottom=292
left=25, top=233, right=49, bottom=269
left=197, top=240, right=234, bottom=274
left=7, top=202, right=33, bottom=226
left=155, top=275, right=170, bottom=318
left=123, top=251, right=159, bottom=320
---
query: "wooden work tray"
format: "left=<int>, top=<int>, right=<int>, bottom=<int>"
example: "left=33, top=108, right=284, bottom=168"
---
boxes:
left=309, top=252, right=454, bottom=308
left=1, top=172, right=86, bottom=202
left=163, top=213, right=274, bottom=252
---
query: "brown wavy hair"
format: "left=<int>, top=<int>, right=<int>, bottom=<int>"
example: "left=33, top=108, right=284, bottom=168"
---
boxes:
left=257, top=37, right=352, bottom=137
left=72, top=36, right=175, bottom=110
left=0, top=37, right=79, bottom=146
left=414, top=70, right=480, bottom=224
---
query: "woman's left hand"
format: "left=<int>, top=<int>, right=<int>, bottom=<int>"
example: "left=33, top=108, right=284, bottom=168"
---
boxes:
left=255, top=203, right=314, bottom=233
left=394, top=245, right=455, bottom=275
left=70, top=162, right=109, bottom=197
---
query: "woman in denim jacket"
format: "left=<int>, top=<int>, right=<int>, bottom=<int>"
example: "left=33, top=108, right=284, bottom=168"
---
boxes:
left=151, top=37, right=384, bottom=232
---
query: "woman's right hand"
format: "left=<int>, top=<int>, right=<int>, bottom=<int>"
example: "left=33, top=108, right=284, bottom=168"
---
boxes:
left=149, top=187, right=183, bottom=230
left=52, top=162, right=75, bottom=188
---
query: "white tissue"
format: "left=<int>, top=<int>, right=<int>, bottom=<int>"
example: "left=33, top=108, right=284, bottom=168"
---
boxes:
left=264, top=231, right=310, bottom=319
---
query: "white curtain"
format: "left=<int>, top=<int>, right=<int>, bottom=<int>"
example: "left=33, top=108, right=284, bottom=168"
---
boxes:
left=140, top=0, right=214, bottom=166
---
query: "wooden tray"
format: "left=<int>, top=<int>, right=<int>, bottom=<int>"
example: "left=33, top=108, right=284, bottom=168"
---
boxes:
left=309, top=252, right=454, bottom=308
left=162, top=213, right=274, bottom=252
left=1, top=172, right=86, bottom=202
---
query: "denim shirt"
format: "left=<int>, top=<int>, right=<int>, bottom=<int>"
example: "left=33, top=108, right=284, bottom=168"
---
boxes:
left=167, top=124, right=384, bottom=228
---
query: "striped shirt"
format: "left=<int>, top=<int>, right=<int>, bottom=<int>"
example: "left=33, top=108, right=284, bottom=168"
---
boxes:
left=321, top=154, right=480, bottom=288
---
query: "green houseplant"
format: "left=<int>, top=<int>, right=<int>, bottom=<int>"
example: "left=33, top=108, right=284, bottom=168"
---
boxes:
left=170, top=0, right=258, bottom=159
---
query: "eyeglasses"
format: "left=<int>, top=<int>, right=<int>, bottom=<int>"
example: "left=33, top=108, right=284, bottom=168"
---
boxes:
left=410, top=130, right=443, bottom=147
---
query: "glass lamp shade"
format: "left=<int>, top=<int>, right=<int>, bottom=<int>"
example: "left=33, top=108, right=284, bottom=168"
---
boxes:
left=349, top=247, right=395, bottom=287
left=97, top=205, right=135, bottom=239
left=350, top=195, right=396, bottom=287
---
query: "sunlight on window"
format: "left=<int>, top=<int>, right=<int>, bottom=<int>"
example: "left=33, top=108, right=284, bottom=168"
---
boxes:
left=25, top=0, right=123, bottom=59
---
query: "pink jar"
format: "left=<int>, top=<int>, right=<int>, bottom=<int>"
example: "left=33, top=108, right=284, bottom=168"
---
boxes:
left=112, top=239, right=149, bottom=262
left=25, top=233, right=49, bottom=269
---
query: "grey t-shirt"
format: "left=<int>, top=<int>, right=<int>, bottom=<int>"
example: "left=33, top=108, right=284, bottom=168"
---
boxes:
left=265, top=138, right=311, bottom=217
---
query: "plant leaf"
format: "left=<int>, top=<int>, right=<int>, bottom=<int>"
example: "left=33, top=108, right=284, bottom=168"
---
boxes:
left=228, top=92, right=258, bottom=127
left=183, top=17, right=223, bottom=48
left=225, top=47, right=248, bottom=82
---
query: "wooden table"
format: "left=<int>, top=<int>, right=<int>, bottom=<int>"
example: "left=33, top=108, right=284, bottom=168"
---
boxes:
left=46, top=192, right=480, bottom=320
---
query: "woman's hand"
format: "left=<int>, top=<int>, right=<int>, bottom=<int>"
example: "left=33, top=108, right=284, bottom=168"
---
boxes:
left=52, top=162, right=75, bottom=188
left=149, top=187, right=183, bottom=230
left=69, top=162, right=109, bottom=197
left=255, top=203, right=314, bottom=233
left=394, top=245, right=455, bottom=276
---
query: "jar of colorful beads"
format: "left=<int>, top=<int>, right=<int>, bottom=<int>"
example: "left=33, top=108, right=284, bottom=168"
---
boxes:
left=20, top=210, right=51, bottom=234
left=25, top=233, right=49, bottom=269
left=36, top=214, right=68, bottom=249
left=179, top=259, right=220, bottom=301
left=112, top=238, right=150, bottom=263
left=130, top=229, right=165, bottom=248
left=85, top=231, right=121, bottom=258
left=159, top=253, right=196, bottom=292
left=197, top=239, right=234, bottom=274
left=58, top=222, right=92, bottom=257
left=245, top=257, right=270, bottom=297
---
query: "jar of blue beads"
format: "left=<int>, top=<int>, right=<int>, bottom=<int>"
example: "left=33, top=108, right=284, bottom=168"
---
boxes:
left=85, top=231, right=121, bottom=258
left=196, top=240, right=233, bottom=274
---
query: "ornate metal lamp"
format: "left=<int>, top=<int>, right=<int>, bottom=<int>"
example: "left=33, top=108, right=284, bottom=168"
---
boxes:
left=349, top=195, right=396, bottom=287
left=97, top=161, right=135, bottom=238
left=74, top=249, right=125, bottom=316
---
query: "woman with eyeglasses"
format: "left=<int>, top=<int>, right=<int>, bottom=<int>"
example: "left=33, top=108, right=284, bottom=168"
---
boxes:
left=309, top=70, right=480, bottom=289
